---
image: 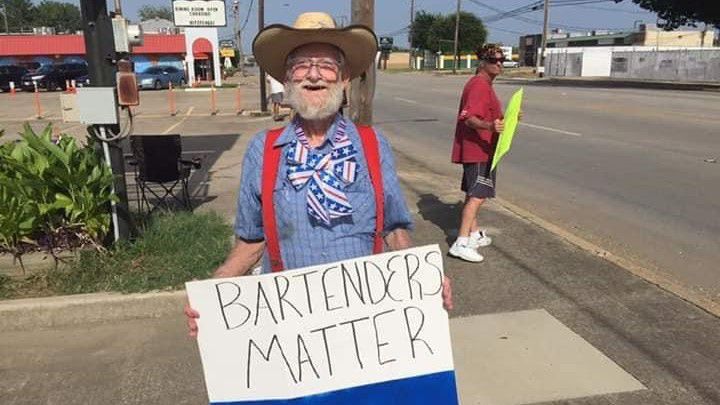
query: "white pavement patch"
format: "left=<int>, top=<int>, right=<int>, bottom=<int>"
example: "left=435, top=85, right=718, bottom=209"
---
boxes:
left=520, top=122, right=582, bottom=137
left=394, top=97, right=418, bottom=104
left=450, top=309, right=645, bottom=405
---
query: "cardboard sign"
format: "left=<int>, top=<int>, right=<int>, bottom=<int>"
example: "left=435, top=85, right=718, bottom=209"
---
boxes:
left=186, top=245, right=458, bottom=404
left=491, top=87, right=524, bottom=171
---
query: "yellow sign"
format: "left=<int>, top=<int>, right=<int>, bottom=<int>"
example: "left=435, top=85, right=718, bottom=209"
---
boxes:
left=220, top=48, right=235, bottom=58
left=491, top=88, right=524, bottom=171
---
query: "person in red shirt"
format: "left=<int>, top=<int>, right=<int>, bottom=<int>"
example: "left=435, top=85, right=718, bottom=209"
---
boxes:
left=449, top=44, right=506, bottom=263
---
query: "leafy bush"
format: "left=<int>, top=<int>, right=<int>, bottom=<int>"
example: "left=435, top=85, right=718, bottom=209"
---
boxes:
left=0, top=124, right=116, bottom=267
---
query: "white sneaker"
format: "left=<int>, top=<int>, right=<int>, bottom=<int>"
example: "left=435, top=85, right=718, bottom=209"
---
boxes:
left=469, top=230, right=492, bottom=248
left=449, top=242, right=484, bottom=262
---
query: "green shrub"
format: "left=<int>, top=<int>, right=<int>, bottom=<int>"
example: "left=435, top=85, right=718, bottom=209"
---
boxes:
left=0, top=124, right=116, bottom=266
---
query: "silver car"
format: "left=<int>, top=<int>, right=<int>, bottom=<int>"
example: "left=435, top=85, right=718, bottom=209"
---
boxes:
left=136, top=66, right=186, bottom=90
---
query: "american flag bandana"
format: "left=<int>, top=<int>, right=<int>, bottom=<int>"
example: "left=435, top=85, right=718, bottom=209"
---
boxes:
left=286, top=119, right=359, bottom=225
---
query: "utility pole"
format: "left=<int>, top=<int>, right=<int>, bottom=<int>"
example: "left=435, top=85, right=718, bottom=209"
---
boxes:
left=408, top=0, right=414, bottom=68
left=452, top=0, right=461, bottom=74
left=79, top=0, right=131, bottom=240
left=537, top=0, right=550, bottom=76
left=258, top=0, right=267, bottom=112
left=232, top=0, right=245, bottom=75
left=2, top=2, right=9, bottom=34
left=350, top=0, right=374, bottom=126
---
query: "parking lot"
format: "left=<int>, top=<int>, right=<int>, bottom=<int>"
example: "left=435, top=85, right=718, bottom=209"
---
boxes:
left=0, top=75, right=266, bottom=141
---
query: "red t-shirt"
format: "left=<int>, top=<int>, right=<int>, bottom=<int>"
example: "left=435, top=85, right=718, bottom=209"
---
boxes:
left=451, top=74, right=503, bottom=164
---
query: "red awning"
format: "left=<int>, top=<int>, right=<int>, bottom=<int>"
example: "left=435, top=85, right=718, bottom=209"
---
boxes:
left=0, top=34, right=193, bottom=57
left=193, top=53, right=209, bottom=60
left=131, top=34, right=186, bottom=54
left=191, top=38, right=213, bottom=54
left=0, top=35, right=84, bottom=56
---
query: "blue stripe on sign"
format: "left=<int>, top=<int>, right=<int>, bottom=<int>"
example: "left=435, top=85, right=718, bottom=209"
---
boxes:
left=211, top=370, right=458, bottom=405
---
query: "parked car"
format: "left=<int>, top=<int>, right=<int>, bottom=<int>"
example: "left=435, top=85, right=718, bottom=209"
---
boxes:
left=75, top=74, right=90, bottom=87
left=503, top=60, right=520, bottom=68
left=0, top=65, right=28, bottom=92
left=136, top=66, right=186, bottom=90
left=20, top=63, right=88, bottom=91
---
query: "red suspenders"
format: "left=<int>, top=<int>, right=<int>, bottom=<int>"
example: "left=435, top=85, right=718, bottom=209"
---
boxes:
left=261, top=125, right=384, bottom=272
left=261, top=128, right=286, bottom=272
left=357, top=125, right=385, bottom=256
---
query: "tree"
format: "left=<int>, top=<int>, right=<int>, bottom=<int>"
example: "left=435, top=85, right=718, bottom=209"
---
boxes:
left=35, top=1, right=81, bottom=33
left=409, top=11, right=440, bottom=49
left=4, top=0, right=35, bottom=32
left=138, top=5, right=174, bottom=21
left=426, top=11, right=487, bottom=53
left=619, top=0, right=720, bottom=29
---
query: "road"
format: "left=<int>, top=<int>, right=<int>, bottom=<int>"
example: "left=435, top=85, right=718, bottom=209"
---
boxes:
left=373, top=72, right=720, bottom=304
left=3, top=76, right=720, bottom=404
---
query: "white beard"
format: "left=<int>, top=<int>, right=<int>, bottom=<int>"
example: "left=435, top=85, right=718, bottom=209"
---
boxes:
left=285, top=79, right=344, bottom=121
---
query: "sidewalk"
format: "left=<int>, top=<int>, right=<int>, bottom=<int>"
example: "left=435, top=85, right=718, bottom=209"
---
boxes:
left=2, top=123, right=720, bottom=404
left=498, top=75, right=720, bottom=92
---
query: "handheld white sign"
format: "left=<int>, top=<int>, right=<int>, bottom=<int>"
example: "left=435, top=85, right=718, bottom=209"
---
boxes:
left=186, top=245, right=458, bottom=404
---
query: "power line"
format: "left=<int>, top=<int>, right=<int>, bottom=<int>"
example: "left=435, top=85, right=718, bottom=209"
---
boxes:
left=467, top=0, right=627, bottom=31
left=240, top=0, right=255, bottom=32
left=576, top=4, right=652, bottom=14
left=486, top=24, right=527, bottom=35
left=380, top=25, right=410, bottom=37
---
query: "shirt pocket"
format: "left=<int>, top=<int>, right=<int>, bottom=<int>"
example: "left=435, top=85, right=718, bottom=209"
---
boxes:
left=273, top=179, right=298, bottom=237
left=336, top=169, right=376, bottom=235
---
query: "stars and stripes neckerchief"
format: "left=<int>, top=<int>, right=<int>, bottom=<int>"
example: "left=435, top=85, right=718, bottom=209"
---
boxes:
left=285, top=119, right=359, bottom=225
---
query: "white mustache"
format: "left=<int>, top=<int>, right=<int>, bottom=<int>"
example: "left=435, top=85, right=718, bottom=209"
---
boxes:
left=285, top=79, right=344, bottom=120
left=295, top=79, right=329, bottom=88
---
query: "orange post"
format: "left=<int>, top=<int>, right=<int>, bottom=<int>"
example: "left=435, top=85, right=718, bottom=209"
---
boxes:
left=235, top=86, right=242, bottom=115
left=9, top=81, right=16, bottom=97
left=169, top=82, right=177, bottom=116
left=210, top=84, right=217, bottom=115
left=33, top=83, right=43, bottom=119
left=70, top=80, right=77, bottom=94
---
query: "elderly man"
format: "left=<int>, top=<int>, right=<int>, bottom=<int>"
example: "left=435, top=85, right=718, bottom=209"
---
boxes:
left=186, top=12, right=451, bottom=336
left=449, top=44, right=507, bottom=263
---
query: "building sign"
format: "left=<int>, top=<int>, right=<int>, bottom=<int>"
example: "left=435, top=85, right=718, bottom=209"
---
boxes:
left=379, top=36, right=394, bottom=51
left=220, top=48, right=235, bottom=58
left=219, top=39, right=235, bottom=49
left=173, top=0, right=227, bottom=27
left=186, top=245, right=458, bottom=404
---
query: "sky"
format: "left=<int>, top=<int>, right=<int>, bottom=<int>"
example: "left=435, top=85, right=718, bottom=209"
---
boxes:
left=67, top=0, right=662, bottom=50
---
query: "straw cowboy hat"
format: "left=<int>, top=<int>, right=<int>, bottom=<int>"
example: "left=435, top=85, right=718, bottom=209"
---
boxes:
left=253, top=12, right=378, bottom=81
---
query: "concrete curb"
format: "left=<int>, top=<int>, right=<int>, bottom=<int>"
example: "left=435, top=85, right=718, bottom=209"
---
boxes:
left=507, top=77, right=720, bottom=92
left=0, top=290, right=187, bottom=332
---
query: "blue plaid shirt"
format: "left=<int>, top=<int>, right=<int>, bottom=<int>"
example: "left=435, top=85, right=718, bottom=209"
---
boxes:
left=234, top=114, right=413, bottom=272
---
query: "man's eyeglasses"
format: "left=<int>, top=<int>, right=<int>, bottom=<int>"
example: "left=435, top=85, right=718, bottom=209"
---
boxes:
left=484, top=56, right=507, bottom=64
left=288, top=57, right=342, bottom=78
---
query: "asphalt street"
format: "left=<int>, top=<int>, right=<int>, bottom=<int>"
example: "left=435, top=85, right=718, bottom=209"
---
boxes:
left=373, top=71, right=720, bottom=306
left=2, top=73, right=720, bottom=404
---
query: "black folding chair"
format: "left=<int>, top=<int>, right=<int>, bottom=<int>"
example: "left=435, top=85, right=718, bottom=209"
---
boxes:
left=127, top=134, right=201, bottom=214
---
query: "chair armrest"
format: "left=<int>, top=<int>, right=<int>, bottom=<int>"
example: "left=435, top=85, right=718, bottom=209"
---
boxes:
left=124, top=153, right=138, bottom=166
left=180, top=157, right=202, bottom=169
